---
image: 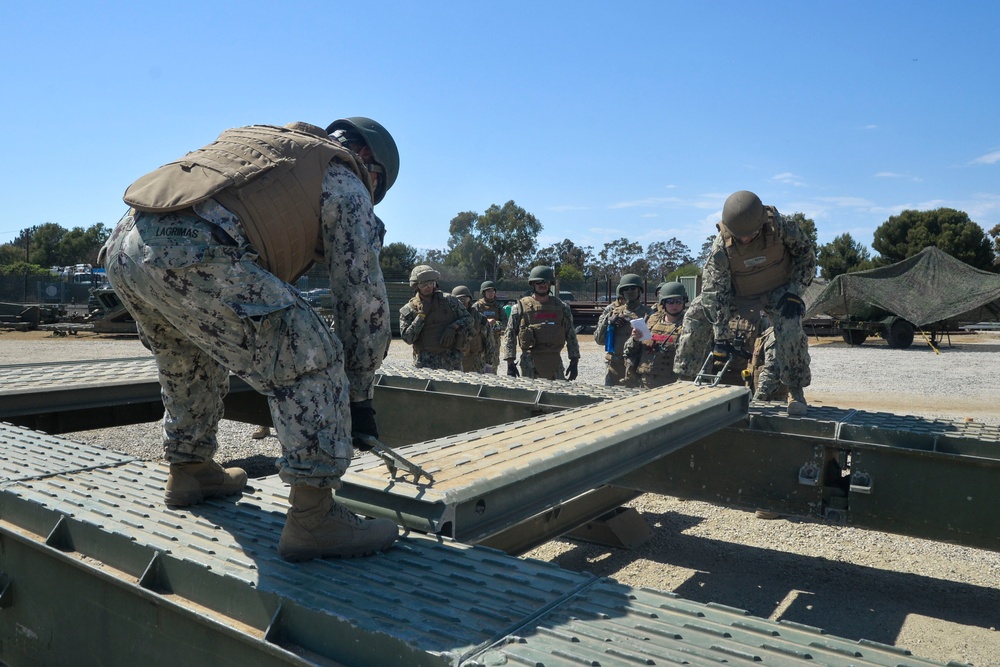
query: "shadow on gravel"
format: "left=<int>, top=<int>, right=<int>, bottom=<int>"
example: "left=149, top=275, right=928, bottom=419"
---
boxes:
left=544, top=510, right=1000, bottom=648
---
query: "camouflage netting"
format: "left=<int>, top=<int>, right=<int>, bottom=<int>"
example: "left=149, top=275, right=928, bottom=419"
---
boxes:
left=804, top=246, right=1000, bottom=327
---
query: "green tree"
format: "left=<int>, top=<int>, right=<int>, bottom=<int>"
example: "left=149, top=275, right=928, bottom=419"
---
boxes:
left=645, top=238, right=693, bottom=280
left=872, top=208, right=996, bottom=271
left=475, top=200, right=542, bottom=280
left=380, top=242, right=419, bottom=280
left=532, top=239, right=593, bottom=274
left=58, top=224, right=109, bottom=265
left=817, top=233, right=872, bottom=280
left=595, top=237, right=643, bottom=280
left=556, top=264, right=584, bottom=284
left=444, top=211, right=495, bottom=277
left=0, top=261, right=51, bottom=276
left=696, top=235, right=715, bottom=266
left=989, top=224, right=1000, bottom=267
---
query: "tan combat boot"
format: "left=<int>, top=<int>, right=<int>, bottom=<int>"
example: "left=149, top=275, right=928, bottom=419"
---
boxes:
left=787, top=387, right=808, bottom=416
left=251, top=425, right=271, bottom=439
left=164, top=460, right=248, bottom=507
left=278, top=486, right=399, bottom=562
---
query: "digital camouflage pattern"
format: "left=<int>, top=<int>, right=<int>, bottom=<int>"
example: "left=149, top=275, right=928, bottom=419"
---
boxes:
left=674, top=207, right=814, bottom=388
left=460, top=304, right=498, bottom=373
left=593, top=297, right=654, bottom=386
left=501, top=296, right=580, bottom=380
left=473, top=295, right=507, bottom=374
left=750, top=325, right=787, bottom=401
left=398, top=290, right=474, bottom=370
left=102, top=162, right=389, bottom=489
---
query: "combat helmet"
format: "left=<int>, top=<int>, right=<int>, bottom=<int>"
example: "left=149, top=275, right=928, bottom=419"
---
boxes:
left=409, top=265, right=440, bottom=288
left=527, top=266, right=556, bottom=284
left=480, top=280, right=497, bottom=294
left=326, top=117, right=399, bottom=204
left=657, top=281, right=688, bottom=304
left=721, top=190, right=766, bottom=238
left=616, top=273, right=644, bottom=296
left=452, top=285, right=473, bottom=300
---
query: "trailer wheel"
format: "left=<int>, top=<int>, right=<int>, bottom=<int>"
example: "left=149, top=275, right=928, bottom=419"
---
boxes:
left=885, top=318, right=914, bottom=349
left=841, top=330, right=868, bottom=346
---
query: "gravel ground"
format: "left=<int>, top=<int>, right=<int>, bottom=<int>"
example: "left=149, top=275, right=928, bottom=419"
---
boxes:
left=3, top=328, right=999, bottom=665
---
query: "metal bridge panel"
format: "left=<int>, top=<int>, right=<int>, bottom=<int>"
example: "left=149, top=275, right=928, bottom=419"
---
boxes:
left=338, top=383, right=748, bottom=542
left=464, top=580, right=946, bottom=667
left=0, top=460, right=594, bottom=666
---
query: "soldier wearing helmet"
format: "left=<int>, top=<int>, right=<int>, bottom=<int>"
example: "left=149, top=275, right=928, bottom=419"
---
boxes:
left=623, top=282, right=687, bottom=388
left=673, top=190, right=815, bottom=416
left=451, top=285, right=496, bottom=373
left=593, top=273, right=654, bottom=386
left=103, top=118, right=400, bottom=561
left=501, top=266, right=581, bottom=381
left=474, top=280, right=507, bottom=374
left=399, top=265, right=473, bottom=371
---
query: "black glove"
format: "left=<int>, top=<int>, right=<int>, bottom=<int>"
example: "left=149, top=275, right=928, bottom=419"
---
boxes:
left=440, top=325, right=457, bottom=348
left=713, top=340, right=734, bottom=366
left=777, top=293, right=805, bottom=319
left=507, top=360, right=520, bottom=377
left=565, top=358, right=579, bottom=381
left=350, top=400, right=378, bottom=450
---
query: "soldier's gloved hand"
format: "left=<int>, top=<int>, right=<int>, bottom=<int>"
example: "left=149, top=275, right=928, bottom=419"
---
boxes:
left=350, top=400, right=378, bottom=450
left=507, top=360, right=520, bottom=377
left=713, top=340, right=734, bottom=366
left=565, top=358, right=579, bottom=381
left=440, top=325, right=457, bottom=348
left=777, top=293, right=805, bottom=319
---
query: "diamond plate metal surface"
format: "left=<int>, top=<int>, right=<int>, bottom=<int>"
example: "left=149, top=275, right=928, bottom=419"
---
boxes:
left=0, top=421, right=134, bottom=481
left=0, top=447, right=952, bottom=667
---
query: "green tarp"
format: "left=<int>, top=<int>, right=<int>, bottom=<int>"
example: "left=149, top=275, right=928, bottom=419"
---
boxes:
left=804, top=246, right=1000, bottom=327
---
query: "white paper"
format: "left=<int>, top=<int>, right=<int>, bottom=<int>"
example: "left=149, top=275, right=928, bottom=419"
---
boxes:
left=630, top=317, right=651, bottom=341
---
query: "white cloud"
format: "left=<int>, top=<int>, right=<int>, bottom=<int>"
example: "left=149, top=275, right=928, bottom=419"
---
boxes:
left=971, top=151, right=1000, bottom=165
left=874, top=171, right=924, bottom=183
left=771, top=172, right=805, bottom=187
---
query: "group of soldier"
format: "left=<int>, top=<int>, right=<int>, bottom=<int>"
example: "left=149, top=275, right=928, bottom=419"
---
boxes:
left=398, top=190, right=815, bottom=418
left=100, top=106, right=814, bottom=563
left=398, top=264, right=581, bottom=380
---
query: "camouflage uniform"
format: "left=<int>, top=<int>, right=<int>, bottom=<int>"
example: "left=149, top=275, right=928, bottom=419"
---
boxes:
left=473, top=295, right=507, bottom=374
left=623, top=307, right=683, bottom=389
left=501, top=295, right=580, bottom=380
left=593, top=297, right=654, bottom=386
left=102, top=162, right=389, bottom=489
left=674, top=207, right=815, bottom=389
left=399, top=290, right=473, bottom=370
left=460, top=303, right=497, bottom=373
left=749, top=323, right=804, bottom=401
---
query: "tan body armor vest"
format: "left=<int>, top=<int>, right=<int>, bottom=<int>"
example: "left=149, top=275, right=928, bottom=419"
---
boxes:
left=517, top=296, right=567, bottom=354
left=722, top=209, right=793, bottom=297
left=123, top=123, right=372, bottom=283
left=608, top=301, right=652, bottom=356
left=636, top=311, right=682, bottom=383
left=410, top=293, right=455, bottom=354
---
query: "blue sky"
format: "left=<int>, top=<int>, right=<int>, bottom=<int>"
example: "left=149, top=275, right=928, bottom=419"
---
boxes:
left=2, top=1, right=998, bottom=261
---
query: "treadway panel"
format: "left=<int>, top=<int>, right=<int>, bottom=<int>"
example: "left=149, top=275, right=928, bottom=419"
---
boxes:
left=0, top=426, right=949, bottom=667
left=339, top=382, right=748, bottom=541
